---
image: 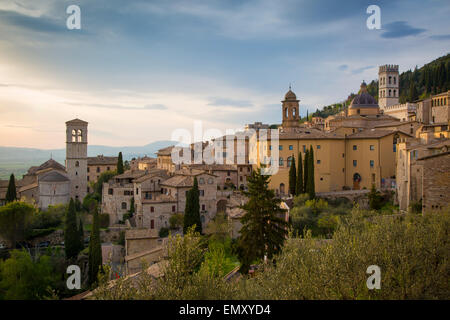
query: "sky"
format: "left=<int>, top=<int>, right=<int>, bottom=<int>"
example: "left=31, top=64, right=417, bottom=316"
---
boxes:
left=0, top=0, right=449, bottom=149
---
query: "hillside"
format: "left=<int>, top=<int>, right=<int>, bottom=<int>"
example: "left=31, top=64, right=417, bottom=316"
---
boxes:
left=311, top=53, right=450, bottom=119
left=0, top=140, right=175, bottom=180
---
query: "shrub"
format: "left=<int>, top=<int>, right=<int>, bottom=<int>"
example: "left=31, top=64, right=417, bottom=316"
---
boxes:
left=159, top=227, right=169, bottom=238
left=98, top=214, right=110, bottom=229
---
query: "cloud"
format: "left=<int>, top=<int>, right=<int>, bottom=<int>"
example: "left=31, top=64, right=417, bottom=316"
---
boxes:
left=0, top=9, right=65, bottom=33
left=67, top=102, right=167, bottom=111
left=351, top=66, right=374, bottom=74
left=430, top=34, right=450, bottom=40
left=338, top=64, right=349, bottom=71
left=144, top=104, right=168, bottom=110
left=208, top=97, right=253, bottom=108
left=381, top=21, right=426, bottom=39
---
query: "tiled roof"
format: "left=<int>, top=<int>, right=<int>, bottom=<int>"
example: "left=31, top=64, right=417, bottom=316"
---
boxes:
left=346, top=129, right=411, bottom=139
left=125, top=228, right=159, bottom=240
left=133, top=169, right=170, bottom=183
left=87, top=155, right=118, bottom=165
left=156, top=145, right=175, bottom=156
left=160, top=175, right=193, bottom=188
left=115, top=170, right=146, bottom=180
left=278, top=128, right=344, bottom=140
left=142, top=194, right=177, bottom=203
left=28, top=159, right=66, bottom=175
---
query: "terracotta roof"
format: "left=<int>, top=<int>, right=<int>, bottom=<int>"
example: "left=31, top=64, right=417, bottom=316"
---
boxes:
left=87, top=155, right=118, bottom=165
left=38, top=170, right=70, bottom=182
left=114, top=170, right=146, bottom=180
left=125, top=228, right=159, bottom=240
left=417, top=150, right=450, bottom=161
left=278, top=128, right=344, bottom=140
left=133, top=169, right=170, bottom=183
left=142, top=194, right=177, bottom=203
left=28, top=159, right=66, bottom=175
left=160, top=175, right=193, bottom=188
left=346, top=129, right=411, bottom=139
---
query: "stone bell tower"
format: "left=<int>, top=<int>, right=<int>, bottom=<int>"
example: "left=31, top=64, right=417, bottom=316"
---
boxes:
left=281, top=86, right=300, bottom=129
left=65, top=118, right=88, bottom=201
left=378, top=64, right=399, bottom=109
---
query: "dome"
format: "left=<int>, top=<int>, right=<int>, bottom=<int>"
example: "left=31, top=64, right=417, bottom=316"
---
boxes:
left=284, top=89, right=297, bottom=100
left=349, top=82, right=378, bottom=108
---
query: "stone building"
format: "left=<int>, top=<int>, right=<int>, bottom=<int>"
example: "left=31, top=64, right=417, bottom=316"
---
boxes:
left=87, top=155, right=117, bottom=190
left=65, top=119, right=88, bottom=201
left=378, top=64, right=399, bottom=109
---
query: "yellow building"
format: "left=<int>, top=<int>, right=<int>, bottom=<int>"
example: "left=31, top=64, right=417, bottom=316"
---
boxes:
left=257, top=89, right=411, bottom=195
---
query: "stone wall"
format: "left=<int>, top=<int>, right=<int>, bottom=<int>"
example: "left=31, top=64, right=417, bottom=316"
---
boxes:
left=419, top=152, right=450, bottom=212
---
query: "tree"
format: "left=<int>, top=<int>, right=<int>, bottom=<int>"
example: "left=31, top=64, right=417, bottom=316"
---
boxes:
left=117, top=152, right=124, bottom=174
left=296, top=152, right=303, bottom=195
left=129, top=197, right=135, bottom=217
left=183, top=177, right=202, bottom=234
left=88, top=204, right=102, bottom=286
left=64, top=198, right=80, bottom=260
left=368, top=184, right=383, bottom=210
left=78, top=218, right=84, bottom=252
left=0, top=201, right=35, bottom=248
left=236, top=168, right=289, bottom=274
left=0, top=250, right=57, bottom=300
left=288, top=155, right=296, bottom=196
left=303, top=148, right=309, bottom=194
left=408, top=81, right=418, bottom=102
left=5, top=174, right=17, bottom=203
left=306, top=146, right=316, bottom=199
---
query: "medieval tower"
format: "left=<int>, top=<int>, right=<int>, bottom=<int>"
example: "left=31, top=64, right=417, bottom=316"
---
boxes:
left=281, top=87, right=300, bottom=129
left=65, top=118, right=88, bottom=201
left=378, top=64, right=399, bottom=109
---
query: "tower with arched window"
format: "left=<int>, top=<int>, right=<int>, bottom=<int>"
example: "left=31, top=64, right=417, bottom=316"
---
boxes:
left=378, top=64, right=399, bottom=109
left=66, top=118, right=88, bottom=201
left=281, top=87, right=300, bottom=129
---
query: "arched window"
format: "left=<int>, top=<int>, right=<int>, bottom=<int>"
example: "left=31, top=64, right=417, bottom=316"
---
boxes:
left=389, top=76, right=392, bottom=84
left=279, top=157, right=284, bottom=166
left=389, top=89, right=392, bottom=97
left=121, top=202, right=127, bottom=210
left=199, top=178, right=205, bottom=184
left=293, top=108, right=296, bottom=117
left=285, top=108, right=288, bottom=118
left=75, top=161, right=79, bottom=167
left=393, top=89, right=396, bottom=97
left=393, top=77, right=396, bottom=84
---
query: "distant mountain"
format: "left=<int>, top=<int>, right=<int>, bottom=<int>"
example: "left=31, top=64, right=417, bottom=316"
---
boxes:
left=0, top=140, right=176, bottom=179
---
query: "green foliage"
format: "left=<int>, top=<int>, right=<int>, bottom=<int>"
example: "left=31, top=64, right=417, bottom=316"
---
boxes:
left=204, top=212, right=229, bottom=242
left=159, top=227, right=169, bottom=238
left=88, top=205, right=103, bottom=286
left=5, top=174, right=17, bottom=203
left=98, top=213, right=110, bottom=228
left=199, top=240, right=236, bottom=278
left=296, top=152, right=303, bottom=195
left=288, top=155, right=296, bottom=196
left=169, top=213, right=184, bottom=230
left=0, top=201, right=35, bottom=247
left=129, top=197, right=135, bottom=217
left=64, top=199, right=80, bottom=260
left=305, top=146, right=315, bottom=199
left=117, top=152, right=124, bottom=175
left=31, top=204, right=66, bottom=230
left=236, top=168, right=289, bottom=274
left=0, top=250, right=57, bottom=300
left=183, top=177, right=202, bottom=234
left=118, top=231, right=125, bottom=246
left=368, top=184, right=383, bottom=210
left=88, top=170, right=117, bottom=204
left=78, top=218, right=84, bottom=252
left=303, top=149, right=309, bottom=194
left=409, top=199, right=422, bottom=214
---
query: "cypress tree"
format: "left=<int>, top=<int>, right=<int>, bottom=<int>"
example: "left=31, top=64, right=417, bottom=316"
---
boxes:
left=5, top=174, right=17, bottom=203
left=303, top=149, right=309, bottom=194
left=78, top=218, right=84, bottom=252
left=236, top=168, right=289, bottom=274
left=296, top=152, right=303, bottom=194
left=64, top=198, right=80, bottom=260
left=288, top=155, right=296, bottom=196
left=88, top=205, right=102, bottom=286
left=117, top=152, right=124, bottom=174
left=183, top=177, right=202, bottom=234
left=307, top=146, right=316, bottom=199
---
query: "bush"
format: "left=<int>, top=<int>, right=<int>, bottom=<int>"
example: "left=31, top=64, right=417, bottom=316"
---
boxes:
left=159, top=227, right=169, bottom=238
left=169, top=213, right=184, bottom=230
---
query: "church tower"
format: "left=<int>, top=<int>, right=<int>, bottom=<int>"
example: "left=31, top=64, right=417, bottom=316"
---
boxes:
left=281, top=87, right=300, bottom=129
left=65, top=119, right=88, bottom=201
left=378, top=64, right=399, bottom=109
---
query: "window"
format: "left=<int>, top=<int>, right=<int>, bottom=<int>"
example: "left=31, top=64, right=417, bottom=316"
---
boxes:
left=342, top=153, right=345, bottom=158
left=87, top=176, right=89, bottom=181
left=317, top=145, right=321, bottom=149
left=370, top=145, right=374, bottom=151
left=317, top=160, right=321, bottom=164
left=227, top=171, right=230, bottom=176
left=87, top=167, right=90, bottom=173
left=151, top=220, right=154, bottom=229
left=240, top=167, right=242, bottom=172
left=370, top=160, right=374, bottom=168
left=107, top=167, right=110, bottom=171
left=75, top=161, right=79, bottom=167
left=353, top=160, right=357, bottom=167
left=201, top=204, right=206, bottom=211
left=108, top=188, right=113, bottom=195
left=279, top=157, right=284, bottom=166
left=136, top=188, right=139, bottom=195
left=199, top=190, right=204, bottom=197
left=199, top=178, right=205, bottom=184
left=353, top=145, right=357, bottom=150
left=121, top=202, right=127, bottom=210
left=289, top=145, right=293, bottom=150
left=208, top=178, right=213, bottom=184
left=279, top=145, right=283, bottom=150
left=303, top=145, right=306, bottom=153
left=287, top=156, right=293, bottom=167
left=280, top=183, right=285, bottom=195
left=151, top=206, right=154, bottom=212
left=172, top=205, right=176, bottom=212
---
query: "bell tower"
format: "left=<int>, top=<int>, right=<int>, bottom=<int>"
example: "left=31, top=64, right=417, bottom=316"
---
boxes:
left=65, top=118, right=88, bottom=201
left=378, top=64, right=399, bottom=109
left=281, top=87, right=300, bottom=128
